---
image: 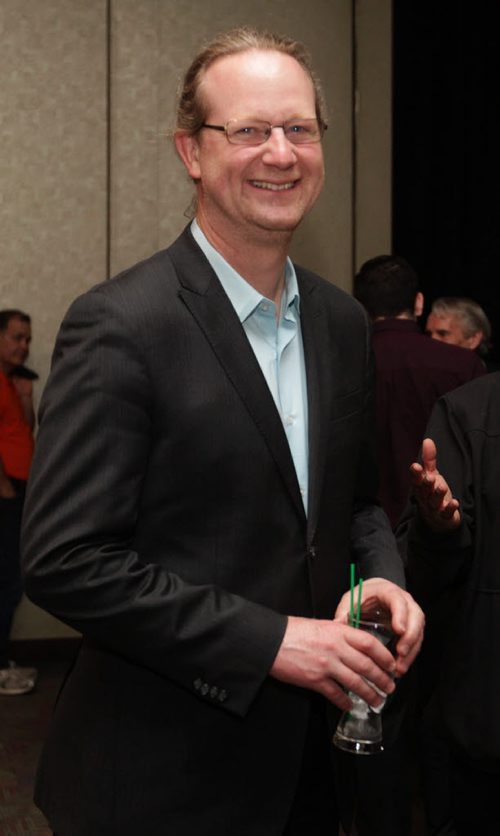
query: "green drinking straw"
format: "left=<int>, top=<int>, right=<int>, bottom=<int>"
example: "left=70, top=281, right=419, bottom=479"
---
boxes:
left=355, top=577, right=363, bottom=628
left=349, top=563, right=355, bottom=624
left=349, top=563, right=364, bottom=628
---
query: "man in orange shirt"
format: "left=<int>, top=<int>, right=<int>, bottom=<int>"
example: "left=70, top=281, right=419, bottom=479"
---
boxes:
left=0, top=309, right=37, bottom=694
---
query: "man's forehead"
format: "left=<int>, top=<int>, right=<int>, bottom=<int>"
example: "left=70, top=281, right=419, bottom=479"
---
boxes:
left=200, top=48, right=314, bottom=111
left=429, top=312, right=462, bottom=333
left=5, top=317, right=30, bottom=334
left=204, top=47, right=302, bottom=75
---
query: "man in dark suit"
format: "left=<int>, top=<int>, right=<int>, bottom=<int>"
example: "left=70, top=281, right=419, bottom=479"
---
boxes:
left=402, top=378, right=500, bottom=833
left=21, top=28, right=423, bottom=836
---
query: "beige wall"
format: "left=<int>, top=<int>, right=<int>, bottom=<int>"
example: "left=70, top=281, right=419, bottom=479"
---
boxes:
left=109, top=0, right=354, bottom=285
left=354, top=0, right=393, bottom=267
left=1, top=0, right=108, bottom=640
left=1, top=0, right=391, bottom=640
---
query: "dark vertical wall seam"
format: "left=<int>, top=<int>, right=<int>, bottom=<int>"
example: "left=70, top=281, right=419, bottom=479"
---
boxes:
left=105, top=0, right=112, bottom=280
left=351, top=0, right=357, bottom=278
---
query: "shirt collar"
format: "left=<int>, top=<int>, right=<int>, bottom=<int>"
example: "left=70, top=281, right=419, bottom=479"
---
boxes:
left=191, top=219, right=300, bottom=323
left=372, top=317, right=420, bottom=334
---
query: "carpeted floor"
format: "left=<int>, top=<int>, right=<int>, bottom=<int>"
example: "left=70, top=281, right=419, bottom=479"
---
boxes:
left=0, top=654, right=70, bottom=836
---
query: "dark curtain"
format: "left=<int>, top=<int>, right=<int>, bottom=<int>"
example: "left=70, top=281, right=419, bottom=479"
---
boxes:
left=393, top=1, right=500, bottom=362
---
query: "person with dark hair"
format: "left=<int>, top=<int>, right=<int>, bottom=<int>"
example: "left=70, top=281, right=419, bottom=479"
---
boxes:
left=426, top=295, right=492, bottom=358
left=21, top=29, right=423, bottom=835
left=0, top=309, right=37, bottom=695
left=354, top=254, right=420, bottom=320
left=400, top=373, right=500, bottom=834
left=354, top=255, right=485, bottom=529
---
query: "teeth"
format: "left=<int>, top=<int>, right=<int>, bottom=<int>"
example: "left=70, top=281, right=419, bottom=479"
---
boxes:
left=251, top=180, right=295, bottom=191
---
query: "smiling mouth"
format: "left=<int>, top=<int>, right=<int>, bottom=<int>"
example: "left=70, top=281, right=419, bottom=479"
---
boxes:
left=250, top=180, right=296, bottom=191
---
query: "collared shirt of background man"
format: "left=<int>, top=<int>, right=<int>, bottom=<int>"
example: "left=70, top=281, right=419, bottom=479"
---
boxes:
left=21, top=28, right=424, bottom=836
left=0, top=309, right=37, bottom=695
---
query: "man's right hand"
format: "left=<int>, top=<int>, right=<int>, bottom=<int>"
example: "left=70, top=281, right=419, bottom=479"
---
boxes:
left=269, top=615, right=397, bottom=711
left=409, top=437, right=461, bottom=533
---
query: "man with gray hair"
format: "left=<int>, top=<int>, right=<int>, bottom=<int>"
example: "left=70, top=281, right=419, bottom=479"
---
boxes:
left=425, top=296, right=492, bottom=358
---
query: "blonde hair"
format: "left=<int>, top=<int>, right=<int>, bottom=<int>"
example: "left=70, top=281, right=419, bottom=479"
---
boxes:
left=176, top=27, right=327, bottom=135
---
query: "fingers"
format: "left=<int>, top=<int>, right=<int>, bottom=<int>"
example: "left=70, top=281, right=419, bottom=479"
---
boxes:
left=391, top=596, right=425, bottom=675
left=392, top=594, right=425, bottom=673
left=409, top=443, right=461, bottom=531
left=336, top=578, right=425, bottom=677
left=321, top=679, right=354, bottom=712
left=395, top=629, right=424, bottom=675
left=421, top=437, right=437, bottom=471
left=333, top=628, right=396, bottom=702
left=269, top=615, right=398, bottom=711
left=409, top=438, right=438, bottom=490
left=315, top=630, right=396, bottom=710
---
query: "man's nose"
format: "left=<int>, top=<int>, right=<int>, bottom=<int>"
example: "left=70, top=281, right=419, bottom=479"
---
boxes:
left=261, top=127, right=297, bottom=165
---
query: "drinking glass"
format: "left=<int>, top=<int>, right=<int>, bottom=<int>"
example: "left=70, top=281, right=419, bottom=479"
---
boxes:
left=333, top=609, right=396, bottom=755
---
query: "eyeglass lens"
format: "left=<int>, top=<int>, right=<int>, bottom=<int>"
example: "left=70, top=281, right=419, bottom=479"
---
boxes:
left=226, top=118, right=323, bottom=145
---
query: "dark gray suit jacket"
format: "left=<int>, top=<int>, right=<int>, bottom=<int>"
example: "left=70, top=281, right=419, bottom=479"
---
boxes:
left=21, top=226, right=404, bottom=835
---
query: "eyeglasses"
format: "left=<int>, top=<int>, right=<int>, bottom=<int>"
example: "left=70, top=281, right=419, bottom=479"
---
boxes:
left=200, top=117, right=327, bottom=146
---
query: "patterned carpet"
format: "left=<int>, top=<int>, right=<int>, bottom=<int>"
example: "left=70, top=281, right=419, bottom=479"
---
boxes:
left=0, top=654, right=71, bottom=836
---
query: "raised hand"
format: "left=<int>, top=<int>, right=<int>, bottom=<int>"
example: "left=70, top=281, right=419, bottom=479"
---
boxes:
left=409, top=437, right=461, bottom=532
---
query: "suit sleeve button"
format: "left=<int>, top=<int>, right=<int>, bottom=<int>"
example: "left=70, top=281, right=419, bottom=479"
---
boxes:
left=193, top=678, right=202, bottom=691
left=217, top=689, right=228, bottom=702
left=210, top=686, right=218, bottom=699
left=200, top=682, right=209, bottom=696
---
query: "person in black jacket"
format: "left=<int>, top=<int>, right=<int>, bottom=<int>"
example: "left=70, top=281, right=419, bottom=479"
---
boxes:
left=400, top=372, right=500, bottom=835
left=20, top=27, right=424, bottom=836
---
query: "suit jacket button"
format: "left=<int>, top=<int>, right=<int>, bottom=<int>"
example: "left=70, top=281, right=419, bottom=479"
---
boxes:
left=201, top=682, right=209, bottom=696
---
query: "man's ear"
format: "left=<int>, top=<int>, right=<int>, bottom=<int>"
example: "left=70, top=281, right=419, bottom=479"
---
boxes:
left=174, top=131, right=201, bottom=180
left=466, top=331, right=483, bottom=351
left=414, top=291, right=424, bottom=318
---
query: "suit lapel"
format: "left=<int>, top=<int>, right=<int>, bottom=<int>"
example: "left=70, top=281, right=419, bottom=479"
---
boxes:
left=168, top=229, right=306, bottom=522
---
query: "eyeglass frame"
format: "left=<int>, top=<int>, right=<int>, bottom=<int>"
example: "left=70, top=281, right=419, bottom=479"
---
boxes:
left=199, top=117, right=327, bottom=146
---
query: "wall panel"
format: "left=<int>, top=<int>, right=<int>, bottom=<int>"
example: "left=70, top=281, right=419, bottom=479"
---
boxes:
left=110, top=0, right=353, bottom=288
left=2, top=0, right=392, bottom=640
left=1, top=0, right=107, bottom=640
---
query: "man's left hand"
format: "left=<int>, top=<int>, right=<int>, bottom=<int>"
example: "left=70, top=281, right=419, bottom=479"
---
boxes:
left=335, top=577, right=425, bottom=676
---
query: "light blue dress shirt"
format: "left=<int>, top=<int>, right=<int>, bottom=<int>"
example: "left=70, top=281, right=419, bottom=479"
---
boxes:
left=191, top=220, right=309, bottom=513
